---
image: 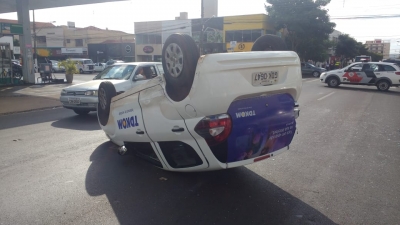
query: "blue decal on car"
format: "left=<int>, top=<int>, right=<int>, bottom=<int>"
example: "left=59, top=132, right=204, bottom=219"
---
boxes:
left=226, top=94, right=296, bottom=163
left=117, top=116, right=139, bottom=129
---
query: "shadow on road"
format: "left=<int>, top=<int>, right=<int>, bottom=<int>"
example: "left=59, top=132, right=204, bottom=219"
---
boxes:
left=85, top=142, right=337, bottom=225
left=323, top=85, right=400, bottom=96
left=51, top=113, right=100, bottom=131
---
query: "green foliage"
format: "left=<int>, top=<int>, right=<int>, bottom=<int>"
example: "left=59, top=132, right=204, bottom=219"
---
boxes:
left=335, top=34, right=359, bottom=58
left=335, top=34, right=383, bottom=61
left=58, top=59, right=79, bottom=75
left=266, top=0, right=336, bottom=61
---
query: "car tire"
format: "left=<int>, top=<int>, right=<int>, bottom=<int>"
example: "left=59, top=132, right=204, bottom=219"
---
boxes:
left=327, top=77, right=340, bottom=88
left=98, top=81, right=117, bottom=126
left=73, top=109, right=90, bottom=115
left=312, top=71, right=320, bottom=77
left=162, top=33, right=199, bottom=102
left=80, top=69, right=84, bottom=74
left=251, top=34, right=287, bottom=51
left=376, top=80, right=390, bottom=91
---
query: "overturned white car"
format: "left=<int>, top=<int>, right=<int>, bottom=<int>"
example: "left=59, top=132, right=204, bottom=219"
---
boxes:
left=97, top=34, right=302, bottom=172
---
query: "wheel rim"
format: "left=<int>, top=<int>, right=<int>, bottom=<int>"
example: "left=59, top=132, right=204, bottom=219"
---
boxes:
left=99, top=88, right=107, bottom=110
left=330, top=79, right=337, bottom=86
left=379, top=82, right=388, bottom=90
left=313, top=72, right=319, bottom=77
left=165, top=43, right=184, bottom=78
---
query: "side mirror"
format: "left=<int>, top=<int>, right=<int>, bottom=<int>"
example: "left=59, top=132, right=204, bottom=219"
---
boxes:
left=134, top=74, right=146, bottom=81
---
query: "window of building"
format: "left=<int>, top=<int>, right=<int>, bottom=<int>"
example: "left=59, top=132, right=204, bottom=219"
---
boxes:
left=75, top=39, right=83, bottom=47
left=242, top=30, right=252, bottom=42
left=252, top=30, right=263, bottom=41
left=66, top=39, right=70, bottom=43
left=225, top=31, right=234, bottom=42
left=136, top=34, right=162, bottom=45
left=36, top=36, right=46, bottom=44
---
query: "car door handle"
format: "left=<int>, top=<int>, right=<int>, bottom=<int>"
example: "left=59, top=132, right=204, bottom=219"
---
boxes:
left=136, top=130, right=145, bottom=135
left=171, top=126, right=185, bottom=132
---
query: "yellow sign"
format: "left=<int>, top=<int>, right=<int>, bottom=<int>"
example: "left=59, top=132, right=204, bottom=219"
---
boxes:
left=238, top=43, right=245, bottom=50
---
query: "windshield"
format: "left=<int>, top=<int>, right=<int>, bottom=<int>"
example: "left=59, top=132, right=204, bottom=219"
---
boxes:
left=94, top=65, right=136, bottom=80
left=83, top=60, right=94, bottom=64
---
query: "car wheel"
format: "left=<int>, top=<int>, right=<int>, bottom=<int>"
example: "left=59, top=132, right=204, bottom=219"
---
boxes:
left=251, top=34, right=287, bottom=51
left=79, top=69, right=84, bottom=74
left=162, top=33, right=199, bottom=102
left=327, top=77, right=340, bottom=88
left=97, top=81, right=117, bottom=126
left=73, top=109, right=90, bottom=115
left=376, top=80, right=390, bottom=91
left=312, top=71, right=320, bottom=77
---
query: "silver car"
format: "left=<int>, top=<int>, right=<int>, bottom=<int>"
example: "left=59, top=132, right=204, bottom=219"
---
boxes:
left=59, top=62, right=163, bottom=115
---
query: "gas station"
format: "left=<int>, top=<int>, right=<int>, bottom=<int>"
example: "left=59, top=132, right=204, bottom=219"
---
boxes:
left=0, top=0, right=124, bottom=84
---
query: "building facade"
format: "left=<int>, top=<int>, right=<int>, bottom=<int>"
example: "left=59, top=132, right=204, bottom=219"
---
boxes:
left=134, top=13, right=277, bottom=62
left=365, top=39, right=390, bottom=59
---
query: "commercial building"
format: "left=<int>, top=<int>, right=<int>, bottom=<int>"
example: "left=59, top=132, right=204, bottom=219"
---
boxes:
left=134, top=13, right=277, bottom=62
left=365, top=39, right=390, bottom=59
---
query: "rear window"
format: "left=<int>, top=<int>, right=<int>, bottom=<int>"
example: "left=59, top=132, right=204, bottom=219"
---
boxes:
left=382, top=65, right=396, bottom=71
left=83, top=60, right=93, bottom=64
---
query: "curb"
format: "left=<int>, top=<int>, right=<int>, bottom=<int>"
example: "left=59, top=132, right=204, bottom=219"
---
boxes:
left=0, top=105, right=63, bottom=116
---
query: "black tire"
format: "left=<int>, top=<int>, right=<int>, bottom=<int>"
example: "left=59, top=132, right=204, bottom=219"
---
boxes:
left=312, top=71, right=320, bottom=78
left=376, top=80, right=390, bottom=91
left=162, top=33, right=199, bottom=102
left=327, top=77, right=340, bottom=88
left=251, top=34, right=287, bottom=51
left=98, top=81, right=117, bottom=126
left=73, top=109, right=90, bottom=115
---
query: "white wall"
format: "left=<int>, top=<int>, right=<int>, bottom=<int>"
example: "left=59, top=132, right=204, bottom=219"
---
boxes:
left=161, top=20, right=192, bottom=44
left=34, top=27, right=64, bottom=47
left=0, top=36, right=13, bottom=49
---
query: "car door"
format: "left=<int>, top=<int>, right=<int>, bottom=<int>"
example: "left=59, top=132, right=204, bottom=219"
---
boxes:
left=138, top=85, right=209, bottom=171
left=301, top=63, right=309, bottom=75
left=378, top=64, right=398, bottom=84
left=131, top=66, right=153, bottom=88
left=342, top=63, right=365, bottom=83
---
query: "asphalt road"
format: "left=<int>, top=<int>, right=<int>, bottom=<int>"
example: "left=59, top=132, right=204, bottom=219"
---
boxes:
left=0, top=78, right=399, bottom=225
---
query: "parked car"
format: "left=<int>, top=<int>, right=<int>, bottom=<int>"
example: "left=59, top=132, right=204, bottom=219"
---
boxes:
left=96, top=34, right=302, bottom=172
left=94, top=63, right=106, bottom=72
left=69, top=58, right=95, bottom=74
left=105, top=59, right=124, bottom=69
left=49, top=60, right=65, bottom=73
left=383, top=59, right=400, bottom=67
left=320, top=61, right=400, bottom=91
left=59, top=62, right=163, bottom=115
left=301, top=62, right=326, bottom=77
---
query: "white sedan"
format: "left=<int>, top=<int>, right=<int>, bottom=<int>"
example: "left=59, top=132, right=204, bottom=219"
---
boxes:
left=97, top=34, right=302, bottom=172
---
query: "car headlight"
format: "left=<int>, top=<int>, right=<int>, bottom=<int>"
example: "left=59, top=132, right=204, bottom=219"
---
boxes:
left=61, top=89, right=67, bottom=95
left=85, top=90, right=98, bottom=96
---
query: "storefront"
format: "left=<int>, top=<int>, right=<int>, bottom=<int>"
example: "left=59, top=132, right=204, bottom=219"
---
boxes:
left=88, top=43, right=135, bottom=63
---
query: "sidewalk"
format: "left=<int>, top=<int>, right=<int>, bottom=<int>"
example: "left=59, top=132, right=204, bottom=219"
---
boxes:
left=1, top=73, right=71, bottom=115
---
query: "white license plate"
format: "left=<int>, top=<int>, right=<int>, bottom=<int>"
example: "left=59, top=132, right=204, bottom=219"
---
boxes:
left=68, top=98, right=81, bottom=104
left=252, top=71, right=279, bottom=86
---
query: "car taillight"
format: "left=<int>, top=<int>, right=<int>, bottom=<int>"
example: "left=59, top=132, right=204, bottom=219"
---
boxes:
left=395, top=72, right=400, bottom=75
left=194, top=114, right=232, bottom=146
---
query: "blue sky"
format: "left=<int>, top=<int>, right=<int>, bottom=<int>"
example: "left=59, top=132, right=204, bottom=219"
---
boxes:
left=1, top=0, right=399, bottom=54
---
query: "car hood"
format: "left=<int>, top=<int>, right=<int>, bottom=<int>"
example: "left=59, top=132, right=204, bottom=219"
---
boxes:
left=65, top=80, right=130, bottom=92
left=326, top=69, right=343, bottom=74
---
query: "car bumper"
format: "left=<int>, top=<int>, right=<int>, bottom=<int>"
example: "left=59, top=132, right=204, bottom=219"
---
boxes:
left=60, top=95, right=98, bottom=111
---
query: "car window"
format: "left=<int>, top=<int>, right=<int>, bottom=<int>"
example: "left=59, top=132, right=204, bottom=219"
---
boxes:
left=381, top=65, right=396, bottom=71
left=94, top=65, right=136, bottom=80
left=348, top=63, right=362, bottom=71
left=83, top=60, right=93, bottom=64
left=157, top=64, right=164, bottom=75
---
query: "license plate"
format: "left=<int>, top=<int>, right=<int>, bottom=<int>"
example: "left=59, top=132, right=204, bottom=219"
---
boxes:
left=68, top=98, right=81, bottom=104
left=252, top=71, right=279, bottom=86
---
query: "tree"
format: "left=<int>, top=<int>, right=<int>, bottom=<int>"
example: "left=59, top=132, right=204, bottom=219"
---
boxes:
left=335, top=34, right=358, bottom=59
left=266, top=0, right=336, bottom=61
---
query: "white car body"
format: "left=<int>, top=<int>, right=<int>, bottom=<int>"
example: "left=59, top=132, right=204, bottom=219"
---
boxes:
left=94, top=63, right=106, bottom=72
left=60, top=62, right=163, bottom=112
left=101, top=51, right=302, bottom=172
left=70, top=58, right=95, bottom=74
left=320, top=62, right=400, bottom=88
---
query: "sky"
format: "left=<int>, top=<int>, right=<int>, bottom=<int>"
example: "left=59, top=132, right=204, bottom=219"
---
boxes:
left=1, top=0, right=400, bottom=55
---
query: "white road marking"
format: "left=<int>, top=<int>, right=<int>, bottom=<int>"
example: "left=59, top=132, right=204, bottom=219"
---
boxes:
left=317, top=92, right=335, bottom=101
left=305, top=79, right=319, bottom=83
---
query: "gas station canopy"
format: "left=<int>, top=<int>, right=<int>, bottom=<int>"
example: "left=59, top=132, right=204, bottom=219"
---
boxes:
left=0, top=0, right=126, bottom=14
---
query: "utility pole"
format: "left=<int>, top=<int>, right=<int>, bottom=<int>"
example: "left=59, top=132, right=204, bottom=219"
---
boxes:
left=199, top=0, right=204, bottom=55
left=33, top=10, right=37, bottom=67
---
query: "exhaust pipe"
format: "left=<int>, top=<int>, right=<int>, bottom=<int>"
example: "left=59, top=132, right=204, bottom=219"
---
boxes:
left=118, top=146, right=127, bottom=156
